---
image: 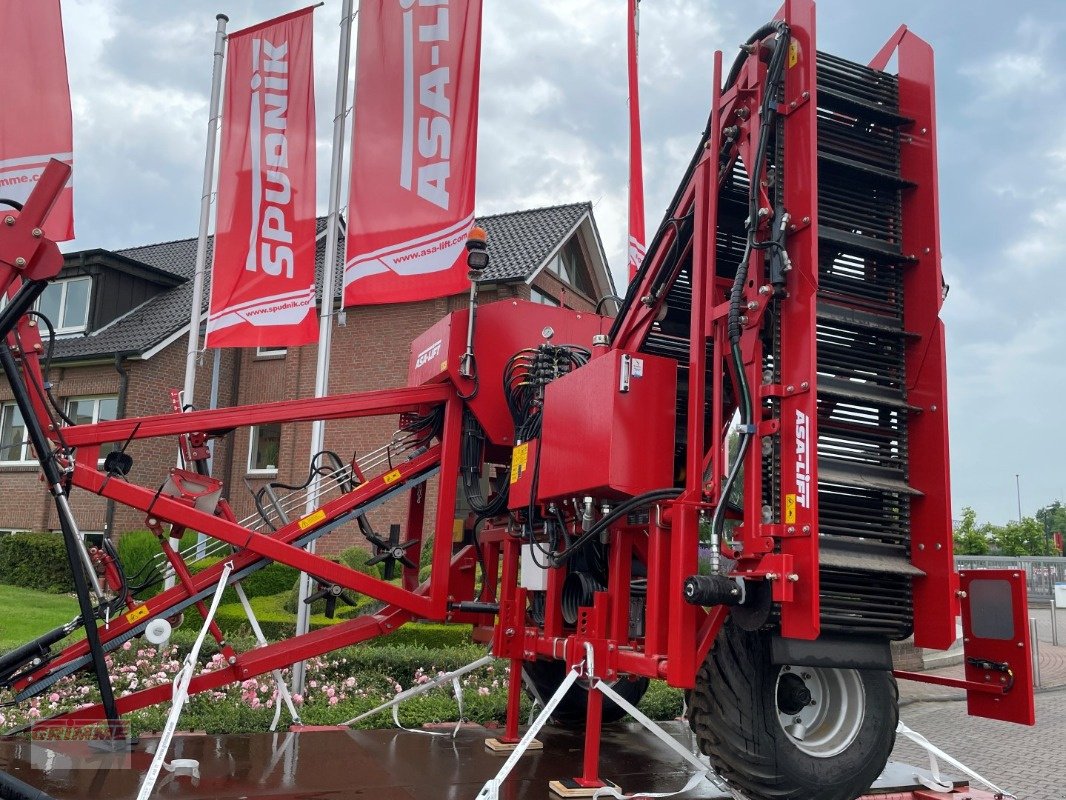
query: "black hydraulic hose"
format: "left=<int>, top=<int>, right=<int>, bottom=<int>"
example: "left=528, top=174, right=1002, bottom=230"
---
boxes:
left=609, top=19, right=789, bottom=343
left=712, top=22, right=789, bottom=548
left=552, top=488, right=683, bottom=566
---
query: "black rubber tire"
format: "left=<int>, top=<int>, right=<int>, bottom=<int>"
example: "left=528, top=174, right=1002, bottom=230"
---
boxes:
left=688, top=620, right=898, bottom=800
left=522, top=659, right=650, bottom=727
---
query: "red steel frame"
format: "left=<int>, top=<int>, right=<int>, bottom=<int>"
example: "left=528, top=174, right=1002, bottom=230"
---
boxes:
left=0, top=1, right=1034, bottom=794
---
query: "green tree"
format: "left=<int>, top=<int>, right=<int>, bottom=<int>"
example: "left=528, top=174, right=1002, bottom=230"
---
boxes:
left=991, top=516, right=1053, bottom=557
left=1035, top=501, right=1066, bottom=555
left=952, top=507, right=990, bottom=555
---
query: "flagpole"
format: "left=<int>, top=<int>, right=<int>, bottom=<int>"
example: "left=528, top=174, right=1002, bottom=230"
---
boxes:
left=170, top=12, right=227, bottom=590
left=184, top=14, right=228, bottom=411
left=626, top=0, right=645, bottom=283
left=292, top=0, right=357, bottom=697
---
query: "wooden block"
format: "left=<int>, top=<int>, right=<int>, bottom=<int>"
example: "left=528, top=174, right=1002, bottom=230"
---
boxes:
left=484, top=736, right=544, bottom=753
left=548, top=778, right=620, bottom=797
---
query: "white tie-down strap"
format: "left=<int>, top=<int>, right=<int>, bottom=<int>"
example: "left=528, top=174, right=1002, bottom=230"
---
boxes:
left=342, top=654, right=495, bottom=738
left=895, top=721, right=1016, bottom=799
left=390, top=676, right=464, bottom=738
left=233, top=582, right=301, bottom=730
left=476, top=643, right=739, bottom=800
left=593, top=679, right=739, bottom=800
left=136, top=561, right=233, bottom=800
left=477, top=665, right=581, bottom=800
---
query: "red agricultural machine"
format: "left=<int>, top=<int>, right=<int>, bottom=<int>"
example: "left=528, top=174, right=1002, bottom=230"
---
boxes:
left=0, top=2, right=1036, bottom=799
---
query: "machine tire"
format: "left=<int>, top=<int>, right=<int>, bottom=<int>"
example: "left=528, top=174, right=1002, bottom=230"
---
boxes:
left=688, top=619, right=897, bottom=800
left=522, top=659, right=650, bottom=727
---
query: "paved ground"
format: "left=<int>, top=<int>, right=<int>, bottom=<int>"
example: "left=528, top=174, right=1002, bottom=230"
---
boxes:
left=893, top=688, right=1066, bottom=800
left=891, top=604, right=1066, bottom=799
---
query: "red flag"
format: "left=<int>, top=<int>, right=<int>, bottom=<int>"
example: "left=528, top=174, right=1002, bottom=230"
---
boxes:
left=626, top=0, right=646, bottom=280
left=206, top=7, right=318, bottom=348
left=0, top=0, right=74, bottom=242
left=343, top=0, right=483, bottom=306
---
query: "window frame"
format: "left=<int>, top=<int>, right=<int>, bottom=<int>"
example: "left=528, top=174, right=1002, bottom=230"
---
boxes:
left=545, top=240, right=596, bottom=302
left=531, top=288, right=559, bottom=306
left=247, top=423, right=281, bottom=475
left=255, top=345, right=288, bottom=359
left=0, top=402, right=33, bottom=465
left=65, top=395, right=119, bottom=465
left=36, top=276, right=92, bottom=335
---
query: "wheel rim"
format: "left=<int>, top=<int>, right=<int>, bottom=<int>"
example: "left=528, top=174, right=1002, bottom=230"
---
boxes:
left=774, top=665, right=865, bottom=757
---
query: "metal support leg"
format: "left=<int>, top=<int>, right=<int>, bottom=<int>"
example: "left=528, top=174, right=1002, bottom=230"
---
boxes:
left=484, top=657, right=543, bottom=753
left=504, top=658, right=523, bottom=741
left=477, top=667, right=582, bottom=800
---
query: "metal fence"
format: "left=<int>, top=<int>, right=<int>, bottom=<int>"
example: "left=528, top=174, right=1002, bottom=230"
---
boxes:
left=955, top=556, right=1066, bottom=602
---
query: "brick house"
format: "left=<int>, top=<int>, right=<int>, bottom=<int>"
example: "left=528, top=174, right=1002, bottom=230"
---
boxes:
left=0, top=202, right=617, bottom=552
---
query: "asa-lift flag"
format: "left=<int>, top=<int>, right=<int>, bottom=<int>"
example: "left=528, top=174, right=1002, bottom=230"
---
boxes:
left=627, top=0, right=646, bottom=280
left=0, top=0, right=75, bottom=241
left=206, top=6, right=319, bottom=348
left=343, top=0, right=484, bottom=305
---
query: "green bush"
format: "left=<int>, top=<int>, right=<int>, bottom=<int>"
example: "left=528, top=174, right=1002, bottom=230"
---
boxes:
left=0, top=531, right=74, bottom=593
left=379, top=623, right=471, bottom=650
left=339, top=546, right=384, bottom=579
left=213, top=585, right=476, bottom=649
left=282, top=546, right=385, bottom=614
left=637, top=679, right=684, bottom=720
left=188, top=556, right=298, bottom=607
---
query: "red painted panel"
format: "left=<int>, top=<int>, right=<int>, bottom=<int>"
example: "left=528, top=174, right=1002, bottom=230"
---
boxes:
left=891, top=29, right=957, bottom=649
left=537, top=350, right=677, bottom=501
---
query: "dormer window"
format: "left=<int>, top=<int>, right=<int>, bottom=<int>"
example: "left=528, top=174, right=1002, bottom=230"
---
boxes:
left=548, top=238, right=595, bottom=298
left=36, top=276, right=91, bottom=334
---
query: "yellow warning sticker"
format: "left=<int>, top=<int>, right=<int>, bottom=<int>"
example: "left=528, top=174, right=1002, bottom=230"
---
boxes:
left=509, top=443, right=529, bottom=485
left=125, top=605, right=149, bottom=625
left=788, top=40, right=798, bottom=68
left=440, top=360, right=448, bottom=371
left=383, top=469, right=402, bottom=485
left=784, top=494, right=797, bottom=524
left=298, top=509, right=326, bottom=530
left=453, top=518, right=465, bottom=543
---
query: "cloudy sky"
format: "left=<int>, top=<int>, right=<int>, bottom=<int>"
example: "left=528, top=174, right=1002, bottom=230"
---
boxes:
left=55, top=0, right=1065, bottom=525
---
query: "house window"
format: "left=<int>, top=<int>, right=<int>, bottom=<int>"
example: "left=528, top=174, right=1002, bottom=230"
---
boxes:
left=548, top=239, right=595, bottom=298
left=248, top=423, right=281, bottom=474
left=531, top=288, right=559, bottom=306
left=0, top=403, right=32, bottom=464
left=66, top=396, right=119, bottom=462
left=36, top=277, right=91, bottom=334
left=255, top=346, right=287, bottom=359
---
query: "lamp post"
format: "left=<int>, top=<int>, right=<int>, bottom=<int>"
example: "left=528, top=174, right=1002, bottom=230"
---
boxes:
left=1015, top=474, right=1022, bottom=522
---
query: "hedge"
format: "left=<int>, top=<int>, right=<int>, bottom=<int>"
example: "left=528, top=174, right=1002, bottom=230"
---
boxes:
left=211, top=589, right=474, bottom=648
left=0, top=532, right=74, bottom=593
left=282, top=546, right=385, bottom=614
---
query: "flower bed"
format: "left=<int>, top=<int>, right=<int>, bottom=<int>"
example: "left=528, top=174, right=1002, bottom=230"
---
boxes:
left=0, top=629, right=683, bottom=734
